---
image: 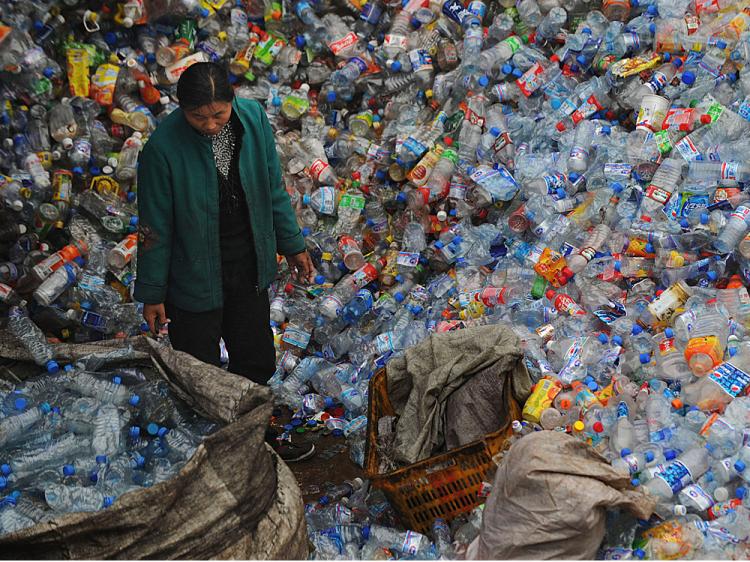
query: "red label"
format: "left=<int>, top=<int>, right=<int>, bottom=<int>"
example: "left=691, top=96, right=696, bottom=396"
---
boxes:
left=328, top=32, right=358, bottom=56
left=309, top=159, right=330, bottom=181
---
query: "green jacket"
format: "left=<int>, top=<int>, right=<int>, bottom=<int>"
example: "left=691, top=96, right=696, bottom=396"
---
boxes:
left=133, top=97, right=305, bottom=312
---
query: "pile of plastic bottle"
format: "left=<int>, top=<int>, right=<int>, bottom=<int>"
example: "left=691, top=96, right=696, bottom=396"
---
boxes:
left=303, top=477, right=485, bottom=559
left=0, top=350, right=218, bottom=536
left=7, top=0, right=750, bottom=556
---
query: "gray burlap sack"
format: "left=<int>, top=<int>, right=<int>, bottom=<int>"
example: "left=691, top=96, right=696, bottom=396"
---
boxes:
left=0, top=334, right=307, bottom=559
left=467, top=431, right=657, bottom=560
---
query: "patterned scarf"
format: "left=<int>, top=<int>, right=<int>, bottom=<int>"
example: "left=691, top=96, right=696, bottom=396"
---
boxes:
left=205, top=117, right=236, bottom=180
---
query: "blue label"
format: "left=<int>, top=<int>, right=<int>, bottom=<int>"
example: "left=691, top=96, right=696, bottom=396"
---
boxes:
left=709, top=362, right=750, bottom=398
left=656, top=460, right=692, bottom=494
left=617, top=401, right=629, bottom=419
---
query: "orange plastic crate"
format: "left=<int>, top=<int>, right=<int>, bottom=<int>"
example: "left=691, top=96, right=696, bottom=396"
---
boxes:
left=364, top=368, right=521, bottom=534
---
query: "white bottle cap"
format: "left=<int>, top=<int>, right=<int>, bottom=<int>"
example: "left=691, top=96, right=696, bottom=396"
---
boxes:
left=51, top=150, right=61, bottom=160
left=132, top=131, right=143, bottom=139
left=9, top=200, right=23, bottom=212
left=673, top=505, right=687, bottom=516
left=2, top=138, right=12, bottom=149
left=102, top=165, right=114, bottom=175
left=17, top=224, right=27, bottom=235
left=62, top=137, right=74, bottom=150
left=160, top=96, right=170, bottom=105
left=436, top=210, right=447, bottom=222
left=122, top=16, right=134, bottom=27
left=108, top=157, right=119, bottom=168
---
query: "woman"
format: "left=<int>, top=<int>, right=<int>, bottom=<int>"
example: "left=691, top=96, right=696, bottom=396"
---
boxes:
left=134, top=63, right=315, bottom=411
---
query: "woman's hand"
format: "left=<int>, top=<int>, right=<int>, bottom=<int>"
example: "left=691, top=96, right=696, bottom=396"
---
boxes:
left=143, top=303, right=169, bottom=335
left=286, top=251, right=316, bottom=284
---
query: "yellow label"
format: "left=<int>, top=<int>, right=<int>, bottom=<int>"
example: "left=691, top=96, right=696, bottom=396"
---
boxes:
left=522, top=377, right=562, bottom=423
left=66, top=48, right=90, bottom=97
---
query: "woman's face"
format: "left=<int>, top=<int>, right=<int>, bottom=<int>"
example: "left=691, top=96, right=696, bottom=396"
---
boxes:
left=183, top=101, right=233, bottom=136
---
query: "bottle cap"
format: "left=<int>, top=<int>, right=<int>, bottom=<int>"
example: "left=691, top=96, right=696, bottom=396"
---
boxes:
left=621, top=448, right=632, bottom=458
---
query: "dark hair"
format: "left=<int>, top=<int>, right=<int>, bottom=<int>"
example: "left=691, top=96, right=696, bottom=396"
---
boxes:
left=176, top=62, right=234, bottom=110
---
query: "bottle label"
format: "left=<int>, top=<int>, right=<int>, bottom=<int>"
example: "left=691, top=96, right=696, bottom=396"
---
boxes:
left=328, top=32, right=358, bottom=56
left=397, top=252, right=420, bottom=267
left=721, top=162, right=740, bottom=182
left=572, top=95, right=606, bottom=124
left=515, top=62, right=545, bottom=97
left=315, top=185, right=336, bottom=214
left=739, top=100, right=750, bottom=122
left=616, top=400, right=629, bottom=419
left=375, top=332, right=395, bottom=354
left=502, top=35, right=522, bottom=54
left=622, top=454, right=641, bottom=474
left=366, top=143, right=391, bottom=164
left=383, top=33, right=407, bottom=50
left=603, top=162, right=632, bottom=180
left=449, top=181, right=467, bottom=200
left=348, top=56, right=369, bottom=74
left=708, top=362, right=750, bottom=398
left=400, top=530, right=425, bottom=555
left=352, top=263, right=378, bottom=287
left=492, top=132, right=513, bottom=153
left=402, top=137, right=428, bottom=159
left=674, top=136, right=701, bottom=161
left=282, top=325, right=311, bottom=349
left=0, top=283, right=14, bottom=302
left=309, top=159, right=330, bottom=183
left=730, top=206, right=750, bottom=222
left=569, top=146, right=590, bottom=162
left=339, top=194, right=365, bottom=210
left=644, top=184, right=671, bottom=206
left=408, top=49, right=433, bottom=73
left=656, top=460, right=693, bottom=494
left=682, top=483, right=714, bottom=511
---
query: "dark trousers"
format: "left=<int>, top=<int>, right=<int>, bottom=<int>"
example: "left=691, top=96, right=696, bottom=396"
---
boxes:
left=165, top=261, right=276, bottom=386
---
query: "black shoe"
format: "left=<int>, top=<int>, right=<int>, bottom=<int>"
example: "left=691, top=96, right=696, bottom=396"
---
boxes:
left=275, top=440, right=316, bottom=463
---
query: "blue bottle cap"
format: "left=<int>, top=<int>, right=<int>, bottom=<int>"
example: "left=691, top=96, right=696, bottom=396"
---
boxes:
left=391, top=60, right=402, bottom=72
left=314, top=274, right=325, bottom=285
left=295, top=35, right=306, bottom=48
left=664, top=449, right=677, bottom=461
left=39, top=402, right=51, bottom=414
left=63, top=464, right=75, bottom=476
left=598, top=333, right=608, bottom=344
left=129, top=215, right=139, bottom=226
left=551, top=98, right=562, bottom=110
left=490, top=126, right=501, bottom=136
left=394, top=292, right=405, bottom=303
left=103, top=496, right=115, bottom=508
left=327, top=91, right=337, bottom=103
left=158, top=427, right=169, bottom=437
left=735, top=460, right=746, bottom=472
left=612, top=335, right=623, bottom=346
left=268, top=72, right=279, bottom=84
left=645, top=243, right=654, bottom=253
left=682, top=71, right=696, bottom=85
left=569, top=172, right=580, bottom=182
left=664, top=328, right=674, bottom=338
left=13, top=398, right=26, bottom=411
left=717, top=39, right=727, bottom=49
left=324, top=397, right=335, bottom=408
left=634, top=548, right=645, bottom=559
left=673, top=57, right=682, bottom=68
left=736, top=486, right=747, bottom=499
left=631, top=477, right=640, bottom=487
left=621, top=448, right=632, bottom=457
left=129, top=426, right=140, bottom=438
left=512, top=68, right=523, bottom=78
left=43, top=66, right=55, bottom=78
left=587, top=381, right=598, bottom=391
left=639, top=352, right=651, bottom=364
left=301, top=227, right=311, bottom=237
left=501, top=63, right=513, bottom=74
left=556, top=188, right=566, bottom=199
left=645, top=450, right=655, bottom=462
left=147, top=422, right=159, bottom=435
left=478, top=75, right=489, bottom=87
left=96, top=455, right=108, bottom=464
left=46, top=360, right=60, bottom=373
left=0, top=476, right=7, bottom=489
left=679, top=218, right=689, bottom=229
left=129, top=394, right=141, bottom=407
left=631, top=324, right=643, bottom=335
left=127, top=192, right=137, bottom=203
